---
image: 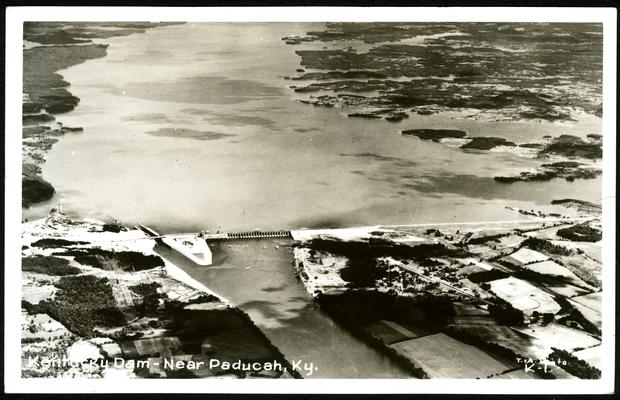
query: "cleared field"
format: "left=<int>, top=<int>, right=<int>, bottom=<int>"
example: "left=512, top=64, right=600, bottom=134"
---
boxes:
left=523, top=260, right=593, bottom=290
left=457, top=264, right=488, bottom=276
left=466, top=244, right=502, bottom=260
left=569, top=299, right=602, bottom=330
left=501, top=248, right=548, bottom=267
left=550, top=240, right=602, bottom=263
left=364, top=320, right=421, bottom=344
left=22, top=312, right=70, bottom=341
left=523, top=260, right=578, bottom=279
left=545, top=283, right=591, bottom=298
left=571, top=292, right=602, bottom=311
left=495, top=235, right=527, bottom=250
left=572, top=345, right=601, bottom=370
left=490, top=277, right=560, bottom=314
left=556, top=253, right=602, bottom=288
left=450, top=324, right=545, bottom=359
left=514, top=323, right=600, bottom=353
left=388, top=333, right=513, bottom=379
left=523, top=225, right=572, bottom=240
left=101, top=343, right=123, bottom=358
left=459, top=258, right=494, bottom=271
left=133, top=336, right=181, bottom=356
left=452, top=302, right=490, bottom=316
left=22, top=284, right=55, bottom=304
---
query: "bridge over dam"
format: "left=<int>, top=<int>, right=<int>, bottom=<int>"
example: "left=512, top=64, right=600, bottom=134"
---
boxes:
left=203, top=230, right=292, bottom=240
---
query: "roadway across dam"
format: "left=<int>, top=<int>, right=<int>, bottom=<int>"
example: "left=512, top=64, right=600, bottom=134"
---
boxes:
left=207, top=230, right=292, bottom=240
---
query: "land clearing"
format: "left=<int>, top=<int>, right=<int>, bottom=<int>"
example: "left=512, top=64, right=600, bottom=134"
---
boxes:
left=522, top=260, right=591, bottom=290
left=523, top=225, right=573, bottom=240
left=568, top=292, right=602, bottom=329
left=388, top=333, right=514, bottom=378
left=490, top=277, right=560, bottom=314
left=514, top=323, right=600, bottom=353
left=550, top=240, right=602, bottom=263
left=544, top=283, right=591, bottom=298
left=572, top=345, right=601, bottom=370
left=363, top=320, right=422, bottom=344
left=501, top=248, right=548, bottom=267
left=292, top=247, right=348, bottom=294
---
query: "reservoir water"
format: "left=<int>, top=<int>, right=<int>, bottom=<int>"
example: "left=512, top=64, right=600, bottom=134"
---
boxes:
left=30, top=23, right=603, bottom=378
left=34, top=22, right=601, bottom=233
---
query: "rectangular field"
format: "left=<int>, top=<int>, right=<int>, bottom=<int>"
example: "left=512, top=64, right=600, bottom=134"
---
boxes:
left=569, top=292, right=602, bottom=329
left=545, top=283, right=591, bottom=298
left=572, top=345, right=601, bottom=370
left=569, top=299, right=602, bottom=330
left=514, top=323, right=600, bottom=352
left=490, top=277, right=561, bottom=314
left=133, top=336, right=181, bottom=356
left=571, top=292, right=602, bottom=311
left=501, top=248, right=548, bottom=267
left=449, top=324, right=546, bottom=359
left=364, top=320, right=422, bottom=344
left=388, top=333, right=513, bottom=379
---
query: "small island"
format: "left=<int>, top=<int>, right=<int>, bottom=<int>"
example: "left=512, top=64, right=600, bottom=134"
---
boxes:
left=461, top=137, right=516, bottom=150
left=401, top=129, right=467, bottom=142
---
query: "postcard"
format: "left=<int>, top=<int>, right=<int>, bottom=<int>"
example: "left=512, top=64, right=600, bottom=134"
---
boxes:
left=4, top=6, right=616, bottom=394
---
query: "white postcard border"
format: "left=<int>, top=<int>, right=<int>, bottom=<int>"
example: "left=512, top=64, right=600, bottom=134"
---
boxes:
left=4, top=6, right=616, bottom=394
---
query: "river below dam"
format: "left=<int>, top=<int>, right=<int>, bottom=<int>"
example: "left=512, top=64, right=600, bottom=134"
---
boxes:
left=155, top=239, right=415, bottom=378
left=26, top=22, right=602, bottom=378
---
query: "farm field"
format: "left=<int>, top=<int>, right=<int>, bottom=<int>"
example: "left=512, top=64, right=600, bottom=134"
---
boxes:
left=459, top=258, right=494, bottom=271
left=449, top=324, right=546, bottom=358
left=501, top=248, right=548, bottom=267
left=22, top=284, right=55, bottom=304
left=22, top=312, right=70, bottom=341
left=494, top=235, right=527, bottom=251
left=388, top=333, right=514, bottom=379
left=572, top=345, right=602, bottom=370
left=523, top=225, right=572, bottom=240
left=363, top=320, right=422, bottom=344
left=523, top=260, right=580, bottom=279
left=465, top=244, right=502, bottom=260
left=555, top=254, right=602, bottom=287
left=132, top=336, right=181, bottom=357
left=569, top=294, right=602, bottom=329
left=550, top=240, right=602, bottom=263
left=490, top=277, right=560, bottom=314
left=514, top=323, right=600, bottom=353
left=544, top=283, right=591, bottom=298
left=570, top=292, right=602, bottom=311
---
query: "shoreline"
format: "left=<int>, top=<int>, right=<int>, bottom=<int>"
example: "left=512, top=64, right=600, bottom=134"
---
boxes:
left=160, top=254, right=230, bottom=304
left=21, top=210, right=300, bottom=379
left=21, top=23, right=178, bottom=210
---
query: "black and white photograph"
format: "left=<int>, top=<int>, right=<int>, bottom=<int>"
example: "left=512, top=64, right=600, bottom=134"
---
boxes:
left=4, top=6, right=616, bottom=394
